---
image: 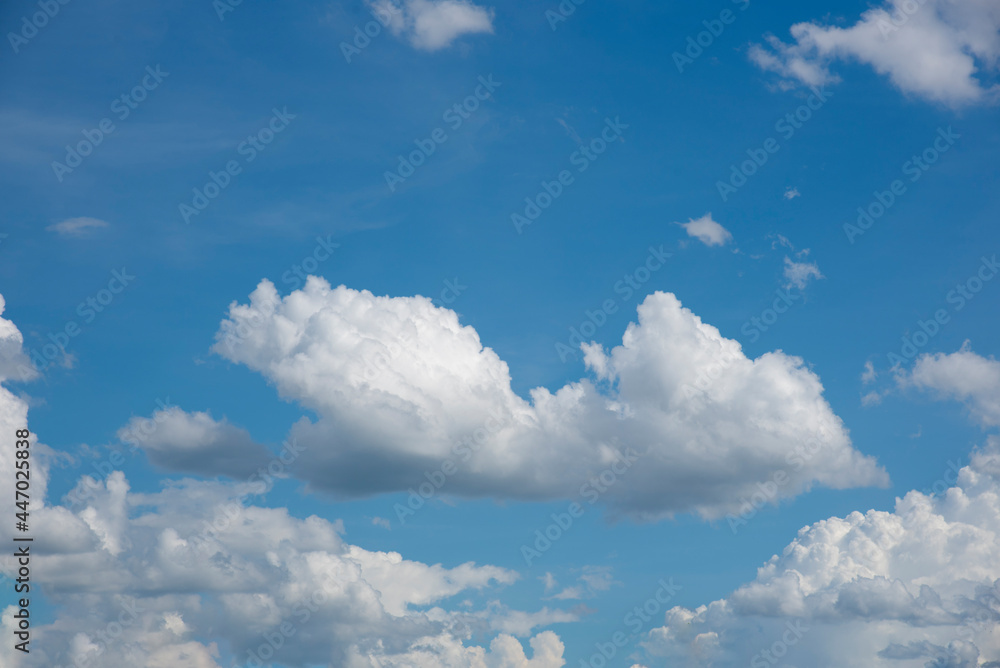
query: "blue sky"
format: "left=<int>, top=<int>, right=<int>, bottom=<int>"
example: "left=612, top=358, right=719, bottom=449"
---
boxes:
left=1, top=0, right=1000, bottom=666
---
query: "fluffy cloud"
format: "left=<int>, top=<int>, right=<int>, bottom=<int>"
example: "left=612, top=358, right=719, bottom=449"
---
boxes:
left=117, top=407, right=274, bottom=477
left=750, top=0, right=1000, bottom=106
left=212, top=278, right=886, bottom=520
left=0, top=294, right=564, bottom=668
left=643, top=436, right=1000, bottom=666
left=1, top=471, right=568, bottom=667
left=677, top=213, right=732, bottom=247
left=900, top=342, right=1000, bottom=428
left=368, top=0, right=494, bottom=51
left=0, top=295, right=37, bottom=382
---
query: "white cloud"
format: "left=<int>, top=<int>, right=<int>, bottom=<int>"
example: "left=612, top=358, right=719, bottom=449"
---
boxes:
left=783, top=187, right=801, bottom=200
left=677, top=213, right=732, bottom=247
left=0, top=470, right=568, bottom=668
left=0, top=297, right=569, bottom=668
left=750, top=0, right=1000, bottom=106
left=212, top=278, right=886, bottom=521
left=899, top=342, right=1000, bottom=428
left=368, top=0, right=494, bottom=51
left=117, top=407, right=274, bottom=477
left=549, top=566, right=616, bottom=600
left=45, top=216, right=110, bottom=237
left=0, top=294, right=37, bottom=382
left=643, top=435, right=1000, bottom=666
left=783, top=256, right=824, bottom=290
left=862, top=360, right=877, bottom=385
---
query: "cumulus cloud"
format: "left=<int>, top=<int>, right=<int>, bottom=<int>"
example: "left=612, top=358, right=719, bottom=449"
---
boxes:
left=45, top=216, right=110, bottom=237
left=368, top=0, right=494, bottom=51
left=211, top=278, right=886, bottom=520
left=750, top=0, right=1000, bottom=106
left=116, top=407, right=274, bottom=477
left=643, top=436, right=1000, bottom=666
left=677, top=213, right=732, bottom=247
left=1, top=470, right=569, bottom=668
left=783, top=256, right=824, bottom=290
left=899, top=342, right=1000, bottom=428
left=0, top=297, right=568, bottom=668
left=0, top=294, right=37, bottom=382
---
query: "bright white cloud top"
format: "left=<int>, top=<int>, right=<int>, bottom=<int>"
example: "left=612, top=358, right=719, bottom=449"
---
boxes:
left=751, top=0, right=1000, bottom=106
left=643, top=435, right=1000, bottom=667
left=678, top=213, right=732, bottom=247
left=367, top=0, right=494, bottom=51
left=211, top=277, right=887, bottom=521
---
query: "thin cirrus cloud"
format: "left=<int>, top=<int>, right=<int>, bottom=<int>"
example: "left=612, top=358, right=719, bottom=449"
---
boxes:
left=367, top=0, right=494, bottom=51
left=677, top=213, right=733, bottom=247
left=211, top=277, right=888, bottom=521
left=749, top=0, right=1000, bottom=106
left=45, top=216, right=110, bottom=237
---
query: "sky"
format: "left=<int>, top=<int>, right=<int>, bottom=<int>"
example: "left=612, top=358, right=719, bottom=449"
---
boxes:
left=1, top=0, right=1000, bottom=666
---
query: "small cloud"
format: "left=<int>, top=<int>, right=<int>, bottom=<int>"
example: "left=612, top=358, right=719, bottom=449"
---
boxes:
left=861, top=391, right=883, bottom=407
left=769, top=233, right=794, bottom=251
left=368, top=0, right=494, bottom=51
left=547, top=566, right=616, bottom=600
left=540, top=572, right=558, bottom=593
left=557, top=117, right=582, bottom=145
left=909, top=425, right=922, bottom=439
left=371, top=517, right=391, bottom=530
left=46, top=217, right=110, bottom=238
left=861, top=361, right=877, bottom=385
left=677, top=213, right=732, bottom=247
left=784, top=187, right=801, bottom=200
left=783, top=256, right=823, bottom=290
